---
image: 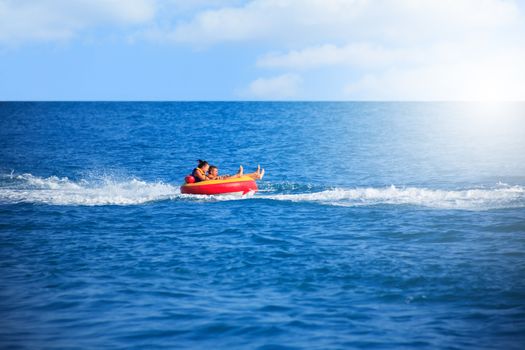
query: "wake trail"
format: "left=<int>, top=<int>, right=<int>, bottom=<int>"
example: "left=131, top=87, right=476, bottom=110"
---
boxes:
left=0, top=173, right=181, bottom=206
left=258, top=184, right=525, bottom=210
left=1, top=173, right=524, bottom=210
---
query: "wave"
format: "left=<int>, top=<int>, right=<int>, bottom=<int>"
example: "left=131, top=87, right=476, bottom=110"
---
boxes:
left=0, top=173, right=524, bottom=210
left=0, top=173, right=182, bottom=206
left=259, top=184, right=525, bottom=210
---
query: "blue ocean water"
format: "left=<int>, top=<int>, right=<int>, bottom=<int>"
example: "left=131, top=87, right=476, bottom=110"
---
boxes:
left=1, top=102, right=524, bottom=349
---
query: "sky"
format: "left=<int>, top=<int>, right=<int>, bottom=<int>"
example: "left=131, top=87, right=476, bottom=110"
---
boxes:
left=1, top=0, right=525, bottom=101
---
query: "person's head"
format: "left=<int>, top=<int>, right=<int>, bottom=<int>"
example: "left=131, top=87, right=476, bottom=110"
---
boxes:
left=208, top=165, right=218, bottom=177
left=197, top=159, right=209, bottom=172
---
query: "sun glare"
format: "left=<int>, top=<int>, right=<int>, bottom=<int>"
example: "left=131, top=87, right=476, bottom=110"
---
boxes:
left=451, top=101, right=523, bottom=143
left=457, top=60, right=525, bottom=102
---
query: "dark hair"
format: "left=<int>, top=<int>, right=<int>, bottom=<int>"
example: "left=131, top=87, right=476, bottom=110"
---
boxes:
left=208, top=165, right=218, bottom=172
left=197, top=159, right=208, bottom=168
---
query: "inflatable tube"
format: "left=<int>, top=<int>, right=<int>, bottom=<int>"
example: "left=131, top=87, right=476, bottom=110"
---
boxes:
left=181, top=176, right=257, bottom=195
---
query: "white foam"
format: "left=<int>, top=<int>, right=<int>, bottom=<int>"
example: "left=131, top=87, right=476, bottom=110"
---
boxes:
left=0, top=173, right=181, bottom=206
left=1, top=173, right=524, bottom=209
left=260, top=184, right=525, bottom=210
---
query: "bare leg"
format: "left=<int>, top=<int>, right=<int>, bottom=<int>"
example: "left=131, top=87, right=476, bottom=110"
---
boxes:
left=245, top=166, right=265, bottom=180
left=225, top=165, right=243, bottom=179
left=229, top=165, right=243, bottom=178
left=218, top=165, right=245, bottom=180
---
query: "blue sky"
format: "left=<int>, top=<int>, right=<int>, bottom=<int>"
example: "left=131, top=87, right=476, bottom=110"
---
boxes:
left=1, top=0, right=524, bottom=101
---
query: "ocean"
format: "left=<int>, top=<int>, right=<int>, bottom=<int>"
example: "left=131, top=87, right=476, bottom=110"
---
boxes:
left=1, top=102, right=524, bottom=349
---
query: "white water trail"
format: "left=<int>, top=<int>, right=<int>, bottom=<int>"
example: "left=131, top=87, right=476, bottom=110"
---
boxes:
left=0, top=173, right=181, bottom=206
left=1, top=173, right=524, bottom=209
left=259, top=184, right=525, bottom=210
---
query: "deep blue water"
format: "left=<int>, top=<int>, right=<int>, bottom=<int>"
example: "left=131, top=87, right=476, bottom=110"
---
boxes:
left=1, top=102, right=524, bottom=349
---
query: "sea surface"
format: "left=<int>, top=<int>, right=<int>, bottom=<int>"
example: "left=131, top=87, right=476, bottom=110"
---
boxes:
left=1, top=102, right=524, bottom=349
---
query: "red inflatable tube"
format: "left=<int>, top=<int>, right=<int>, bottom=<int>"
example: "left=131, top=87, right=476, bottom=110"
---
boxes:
left=181, top=176, right=258, bottom=195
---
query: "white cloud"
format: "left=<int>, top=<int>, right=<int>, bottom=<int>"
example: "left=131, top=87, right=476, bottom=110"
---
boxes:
left=344, top=49, right=525, bottom=101
left=1, top=0, right=524, bottom=100
left=257, top=38, right=525, bottom=100
left=0, top=0, right=156, bottom=44
left=163, top=0, right=525, bottom=100
left=167, top=0, right=365, bottom=45
left=158, top=0, right=246, bottom=16
left=257, top=43, right=423, bottom=70
left=166, top=0, right=520, bottom=46
left=3, top=0, right=519, bottom=46
left=243, top=73, right=302, bottom=100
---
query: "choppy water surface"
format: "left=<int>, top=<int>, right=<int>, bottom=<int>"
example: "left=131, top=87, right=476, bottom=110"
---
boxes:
left=1, top=102, right=524, bottom=349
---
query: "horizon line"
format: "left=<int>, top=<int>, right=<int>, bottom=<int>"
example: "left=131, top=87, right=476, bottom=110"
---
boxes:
left=2, top=100, right=524, bottom=103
